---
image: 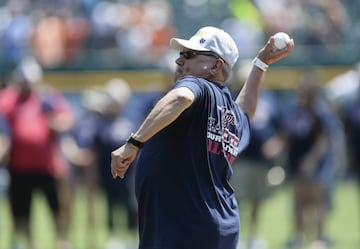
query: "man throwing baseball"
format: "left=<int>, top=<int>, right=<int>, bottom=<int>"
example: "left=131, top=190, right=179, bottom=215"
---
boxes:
left=111, top=26, right=294, bottom=249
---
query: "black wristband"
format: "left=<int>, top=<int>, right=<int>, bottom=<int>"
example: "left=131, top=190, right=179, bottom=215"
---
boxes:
left=127, top=133, right=144, bottom=149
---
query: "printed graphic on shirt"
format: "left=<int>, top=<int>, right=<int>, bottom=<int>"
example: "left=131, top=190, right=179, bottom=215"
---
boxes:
left=207, top=105, right=240, bottom=164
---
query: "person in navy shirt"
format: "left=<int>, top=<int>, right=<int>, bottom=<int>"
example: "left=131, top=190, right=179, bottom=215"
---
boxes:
left=111, top=26, right=294, bottom=249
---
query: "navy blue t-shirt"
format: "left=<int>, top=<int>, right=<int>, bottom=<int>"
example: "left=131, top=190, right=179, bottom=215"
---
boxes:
left=135, top=76, right=251, bottom=249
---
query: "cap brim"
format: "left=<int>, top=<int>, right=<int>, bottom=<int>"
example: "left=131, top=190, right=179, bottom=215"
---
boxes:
left=170, top=38, right=210, bottom=52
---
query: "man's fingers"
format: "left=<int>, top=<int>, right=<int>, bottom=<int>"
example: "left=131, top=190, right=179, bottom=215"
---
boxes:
left=111, top=161, right=129, bottom=179
left=111, top=167, right=118, bottom=179
left=112, top=168, right=125, bottom=179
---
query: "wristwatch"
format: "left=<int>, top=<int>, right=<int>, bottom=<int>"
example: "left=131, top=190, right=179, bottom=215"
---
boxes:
left=252, top=57, right=269, bottom=72
left=127, top=133, right=144, bottom=149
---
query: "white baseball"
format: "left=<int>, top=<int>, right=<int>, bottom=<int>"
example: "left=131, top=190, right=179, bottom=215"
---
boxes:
left=273, top=32, right=291, bottom=50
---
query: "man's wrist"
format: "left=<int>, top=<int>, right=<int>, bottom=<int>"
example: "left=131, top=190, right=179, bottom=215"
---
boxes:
left=126, top=133, right=144, bottom=149
left=252, top=57, right=269, bottom=72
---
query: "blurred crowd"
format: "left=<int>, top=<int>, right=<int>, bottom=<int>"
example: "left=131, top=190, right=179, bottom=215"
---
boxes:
left=0, top=55, right=359, bottom=249
left=0, top=0, right=359, bottom=72
left=0, top=0, right=178, bottom=71
left=0, top=1, right=359, bottom=249
left=0, top=57, right=157, bottom=249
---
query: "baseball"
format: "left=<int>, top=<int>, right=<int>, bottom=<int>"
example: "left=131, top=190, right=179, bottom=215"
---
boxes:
left=273, top=32, right=291, bottom=50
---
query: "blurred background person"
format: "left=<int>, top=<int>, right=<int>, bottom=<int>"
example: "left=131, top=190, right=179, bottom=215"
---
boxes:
left=0, top=112, right=10, bottom=177
left=62, top=78, right=138, bottom=249
left=0, top=56, right=75, bottom=249
left=0, top=113, right=11, bottom=236
left=229, top=61, right=284, bottom=249
left=325, top=62, right=360, bottom=182
left=58, top=86, right=103, bottom=246
left=336, top=64, right=360, bottom=249
left=340, top=64, right=360, bottom=183
left=278, top=71, right=345, bottom=249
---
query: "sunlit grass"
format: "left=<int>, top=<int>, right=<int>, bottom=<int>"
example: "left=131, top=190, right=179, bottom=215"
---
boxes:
left=0, top=188, right=137, bottom=249
left=236, top=179, right=359, bottom=249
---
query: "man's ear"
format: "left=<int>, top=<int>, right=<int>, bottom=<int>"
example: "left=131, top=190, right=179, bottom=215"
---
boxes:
left=210, top=59, right=224, bottom=74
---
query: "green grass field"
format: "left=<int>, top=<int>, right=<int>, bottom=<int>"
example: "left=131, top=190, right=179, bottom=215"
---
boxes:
left=0, top=179, right=359, bottom=249
left=238, top=179, right=359, bottom=249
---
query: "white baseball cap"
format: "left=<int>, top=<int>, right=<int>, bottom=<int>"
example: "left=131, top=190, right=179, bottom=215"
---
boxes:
left=170, top=26, right=239, bottom=68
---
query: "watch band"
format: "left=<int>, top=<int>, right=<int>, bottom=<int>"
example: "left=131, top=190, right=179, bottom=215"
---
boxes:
left=127, top=133, right=144, bottom=149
